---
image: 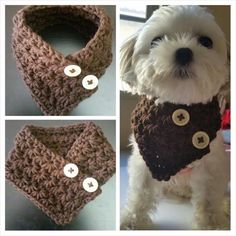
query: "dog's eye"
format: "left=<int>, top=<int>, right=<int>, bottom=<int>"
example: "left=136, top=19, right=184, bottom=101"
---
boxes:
left=198, top=36, right=213, bottom=49
left=151, top=36, right=164, bottom=46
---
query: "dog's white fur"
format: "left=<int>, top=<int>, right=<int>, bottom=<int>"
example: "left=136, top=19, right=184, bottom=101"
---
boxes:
left=120, top=6, right=230, bottom=230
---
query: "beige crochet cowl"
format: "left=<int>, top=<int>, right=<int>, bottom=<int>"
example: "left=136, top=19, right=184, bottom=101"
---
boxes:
left=12, top=6, right=113, bottom=115
left=6, top=122, right=116, bottom=225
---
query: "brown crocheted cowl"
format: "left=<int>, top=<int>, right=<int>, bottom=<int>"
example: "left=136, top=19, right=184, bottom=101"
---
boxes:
left=131, top=96, right=221, bottom=181
left=6, top=122, right=116, bottom=225
left=12, top=6, right=113, bottom=115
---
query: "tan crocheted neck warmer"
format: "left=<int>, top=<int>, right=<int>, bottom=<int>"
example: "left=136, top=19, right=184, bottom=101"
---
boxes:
left=131, top=96, right=221, bottom=181
left=6, top=122, right=116, bottom=225
left=12, top=6, right=113, bottom=115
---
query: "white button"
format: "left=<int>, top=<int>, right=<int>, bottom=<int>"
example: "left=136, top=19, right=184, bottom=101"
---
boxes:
left=64, top=65, right=81, bottom=77
left=82, top=75, right=98, bottom=90
left=63, top=163, right=79, bottom=178
left=192, top=131, right=210, bottom=149
left=83, top=177, right=98, bottom=192
left=172, top=109, right=190, bottom=126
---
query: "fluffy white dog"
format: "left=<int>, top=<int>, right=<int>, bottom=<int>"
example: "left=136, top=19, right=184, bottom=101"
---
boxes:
left=120, top=5, right=230, bottom=230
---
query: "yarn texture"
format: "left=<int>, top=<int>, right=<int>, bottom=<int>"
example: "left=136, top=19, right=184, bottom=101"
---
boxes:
left=6, top=122, right=116, bottom=225
left=131, top=96, right=221, bottom=181
left=12, top=5, right=113, bottom=115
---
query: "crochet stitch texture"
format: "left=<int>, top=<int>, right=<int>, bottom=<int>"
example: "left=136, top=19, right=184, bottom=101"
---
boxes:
left=131, top=96, right=221, bottom=181
left=6, top=122, right=116, bottom=225
left=12, top=5, right=113, bottom=115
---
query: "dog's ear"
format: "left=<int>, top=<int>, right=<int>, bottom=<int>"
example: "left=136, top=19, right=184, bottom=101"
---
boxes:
left=120, top=33, right=138, bottom=93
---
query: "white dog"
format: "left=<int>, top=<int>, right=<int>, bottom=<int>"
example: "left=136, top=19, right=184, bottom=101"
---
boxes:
left=120, top=5, right=230, bottom=230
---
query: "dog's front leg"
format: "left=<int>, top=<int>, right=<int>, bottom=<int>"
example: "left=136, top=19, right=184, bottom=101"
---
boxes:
left=120, top=144, right=158, bottom=230
left=191, top=186, right=229, bottom=230
left=190, top=151, right=230, bottom=230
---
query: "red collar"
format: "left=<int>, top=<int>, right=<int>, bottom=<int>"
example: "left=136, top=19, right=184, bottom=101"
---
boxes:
left=178, top=167, right=193, bottom=174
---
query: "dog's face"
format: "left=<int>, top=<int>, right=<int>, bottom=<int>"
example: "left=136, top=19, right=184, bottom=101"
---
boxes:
left=121, top=6, right=228, bottom=104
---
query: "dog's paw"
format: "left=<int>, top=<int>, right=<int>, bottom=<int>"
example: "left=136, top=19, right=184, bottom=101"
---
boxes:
left=193, top=222, right=230, bottom=230
left=193, top=212, right=230, bottom=230
left=120, top=211, right=154, bottom=230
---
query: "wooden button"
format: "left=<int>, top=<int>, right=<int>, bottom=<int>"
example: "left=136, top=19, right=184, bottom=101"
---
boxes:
left=172, top=109, right=190, bottom=126
left=192, top=131, right=210, bottom=149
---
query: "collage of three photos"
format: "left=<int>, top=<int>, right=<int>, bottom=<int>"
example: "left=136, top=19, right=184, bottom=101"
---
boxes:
left=3, top=3, right=232, bottom=233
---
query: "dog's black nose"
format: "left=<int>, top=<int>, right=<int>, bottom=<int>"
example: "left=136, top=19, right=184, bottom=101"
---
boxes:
left=175, top=48, right=193, bottom=66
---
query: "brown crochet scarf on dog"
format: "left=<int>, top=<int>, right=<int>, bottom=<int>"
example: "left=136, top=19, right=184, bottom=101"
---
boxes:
left=6, top=122, right=115, bottom=225
left=131, top=96, right=221, bottom=181
left=12, top=6, right=112, bottom=115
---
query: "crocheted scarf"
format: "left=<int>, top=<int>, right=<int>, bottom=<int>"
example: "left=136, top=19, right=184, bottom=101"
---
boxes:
left=6, top=122, right=115, bottom=225
left=12, top=6, right=113, bottom=115
left=131, top=96, right=221, bottom=181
